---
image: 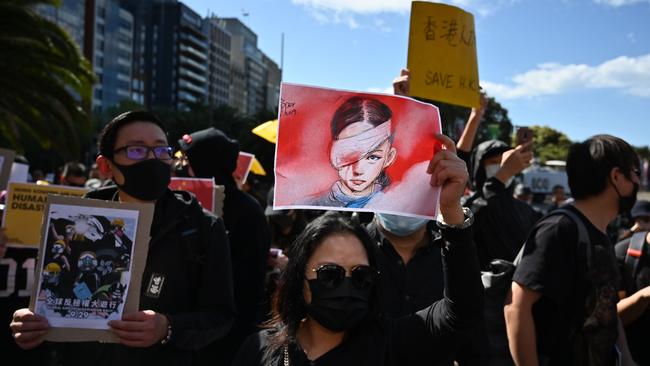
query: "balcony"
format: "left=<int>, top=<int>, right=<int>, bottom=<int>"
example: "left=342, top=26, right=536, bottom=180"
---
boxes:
left=179, top=44, right=207, bottom=62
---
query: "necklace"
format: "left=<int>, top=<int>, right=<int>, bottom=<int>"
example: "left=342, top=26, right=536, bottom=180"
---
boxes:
left=283, top=343, right=290, bottom=366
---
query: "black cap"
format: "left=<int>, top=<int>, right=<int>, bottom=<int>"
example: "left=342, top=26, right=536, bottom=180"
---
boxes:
left=178, top=127, right=239, bottom=185
left=631, top=200, right=650, bottom=219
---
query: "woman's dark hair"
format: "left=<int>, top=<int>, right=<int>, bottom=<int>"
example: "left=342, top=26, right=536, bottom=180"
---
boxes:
left=567, top=134, right=639, bottom=200
left=331, top=97, right=392, bottom=139
left=97, top=111, right=167, bottom=159
left=263, top=211, right=380, bottom=361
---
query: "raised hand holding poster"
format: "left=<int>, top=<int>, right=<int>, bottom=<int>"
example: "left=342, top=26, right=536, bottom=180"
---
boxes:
left=407, top=1, right=480, bottom=108
left=274, top=83, right=442, bottom=219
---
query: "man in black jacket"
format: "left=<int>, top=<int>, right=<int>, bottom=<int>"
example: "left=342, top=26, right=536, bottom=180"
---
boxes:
left=10, top=111, right=235, bottom=366
left=178, top=127, right=271, bottom=365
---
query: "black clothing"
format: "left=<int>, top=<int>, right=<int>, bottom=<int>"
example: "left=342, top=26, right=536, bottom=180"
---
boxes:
left=366, top=221, right=444, bottom=318
left=464, top=140, right=540, bottom=269
left=513, top=205, right=620, bottom=365
left=39, top=187, right=236, bottom=366
left=203, top=184, right=272, bottom=365
left=468, top=177, right=541, bottom=269
left=181, top=127, right=272, bottom=365
left=615, top=233, right=650, bottom=365
left=231, top=224, right=483, bottom=366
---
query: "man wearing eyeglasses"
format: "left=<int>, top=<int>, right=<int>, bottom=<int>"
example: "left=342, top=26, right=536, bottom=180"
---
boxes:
left=10, top=111, right=236, bottom=366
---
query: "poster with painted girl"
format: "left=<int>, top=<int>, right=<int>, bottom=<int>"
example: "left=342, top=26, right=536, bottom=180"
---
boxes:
left=274, top=83, right=442, bottom=219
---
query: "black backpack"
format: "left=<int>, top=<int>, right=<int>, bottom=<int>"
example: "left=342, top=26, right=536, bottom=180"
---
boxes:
left=618, top=231, right=649, bottom=292
left=480, top=208, right=590, bottom=366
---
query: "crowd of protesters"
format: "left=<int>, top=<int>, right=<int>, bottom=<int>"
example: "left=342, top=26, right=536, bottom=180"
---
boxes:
left=1, top=69, right=649, bottom=366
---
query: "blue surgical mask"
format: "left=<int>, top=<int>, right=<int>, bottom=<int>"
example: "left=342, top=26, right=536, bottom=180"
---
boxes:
left=375, top=213, right=428, bottom=236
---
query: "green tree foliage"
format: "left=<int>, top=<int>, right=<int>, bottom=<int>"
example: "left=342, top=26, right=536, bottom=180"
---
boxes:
left=0, top=0, right=95, bottom=163
left=528, top=125, right=573, bottom=163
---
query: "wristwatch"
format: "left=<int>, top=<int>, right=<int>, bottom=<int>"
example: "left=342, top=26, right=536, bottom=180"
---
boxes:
left=437, top=207, right=474, bottom=230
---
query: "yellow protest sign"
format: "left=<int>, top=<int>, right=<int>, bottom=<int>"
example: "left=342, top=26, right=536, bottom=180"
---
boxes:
left=2, top=182, right=88, bottom=247
left=407, top=1, right=480, bottom=108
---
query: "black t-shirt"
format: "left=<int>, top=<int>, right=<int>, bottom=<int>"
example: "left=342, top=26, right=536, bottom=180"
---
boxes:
left=513, top=205, right=620, bottom=365
left=615, top=233, right=650, bottom=365
left=367, top=221, right=445, bottom=318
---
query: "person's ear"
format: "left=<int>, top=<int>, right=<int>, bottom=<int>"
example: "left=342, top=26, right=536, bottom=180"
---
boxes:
left=96, top=155, right=114, bottom=179
left=384, top=147, right=397, bottom=168
left=610, top=166, right=623, bottom=185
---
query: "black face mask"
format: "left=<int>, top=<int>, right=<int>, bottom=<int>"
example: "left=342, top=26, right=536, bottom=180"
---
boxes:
left=306, top=277, right=371, bottom=332
left=613, top=178, right=639, bottom=215
left=112, top=159, right=171, bottom=201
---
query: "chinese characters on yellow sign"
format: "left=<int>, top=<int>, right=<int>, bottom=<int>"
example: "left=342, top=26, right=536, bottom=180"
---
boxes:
left=407, top=1, right=480, bottom=108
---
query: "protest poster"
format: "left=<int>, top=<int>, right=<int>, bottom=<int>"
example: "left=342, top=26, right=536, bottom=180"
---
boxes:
left=2, top=183, right=89, bottom=247
left=274, top=83, right=442, bottom=219
left=0, top=148, right=16, bottom=190
left=407, top=1, right=480, bottom=108
left=169, top=177, right=217, bottom=213
left=30, top=195, right=153, bottom=342
left=234, top=152, right=255, bottom=185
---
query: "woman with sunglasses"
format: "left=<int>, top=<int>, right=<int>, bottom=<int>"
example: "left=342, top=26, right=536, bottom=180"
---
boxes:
left=232, top=134, right=483, bottom=365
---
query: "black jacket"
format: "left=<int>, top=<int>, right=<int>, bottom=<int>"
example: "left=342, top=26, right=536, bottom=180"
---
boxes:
left=48, top=187, right=236, bottom=366
left=200, top=182, right=271, bottom=365
left=469, top=178, right=542, bottom=268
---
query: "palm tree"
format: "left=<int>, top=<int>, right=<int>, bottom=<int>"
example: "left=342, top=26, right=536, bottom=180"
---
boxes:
left=0, top=0, right=95, bottom=161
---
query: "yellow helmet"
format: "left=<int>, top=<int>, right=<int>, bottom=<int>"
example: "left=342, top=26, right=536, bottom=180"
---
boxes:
left=44, top=262, right=61, bottom=274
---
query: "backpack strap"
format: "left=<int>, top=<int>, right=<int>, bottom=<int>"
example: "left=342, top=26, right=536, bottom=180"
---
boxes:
left=513, top=208, right=590, bottom=267
left=624, top=231, right=648, bottom=280
left=547, top=207, right=593, bottom=267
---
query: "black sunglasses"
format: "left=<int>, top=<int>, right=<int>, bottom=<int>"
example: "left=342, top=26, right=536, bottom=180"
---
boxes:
left=311, top=264, right=377, bottom=290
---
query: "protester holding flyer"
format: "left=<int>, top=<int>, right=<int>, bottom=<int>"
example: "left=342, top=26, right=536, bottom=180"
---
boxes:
left=10, top=111, right=236, bottom=366
left=232, top=134, right=483, bottom=365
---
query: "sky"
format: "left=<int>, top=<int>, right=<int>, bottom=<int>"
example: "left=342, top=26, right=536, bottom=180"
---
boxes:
left=185, top=0, right=650, bottom=147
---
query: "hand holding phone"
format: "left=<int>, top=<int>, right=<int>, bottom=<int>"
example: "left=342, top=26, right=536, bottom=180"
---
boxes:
left=516, top=127, right=534, bottom=152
